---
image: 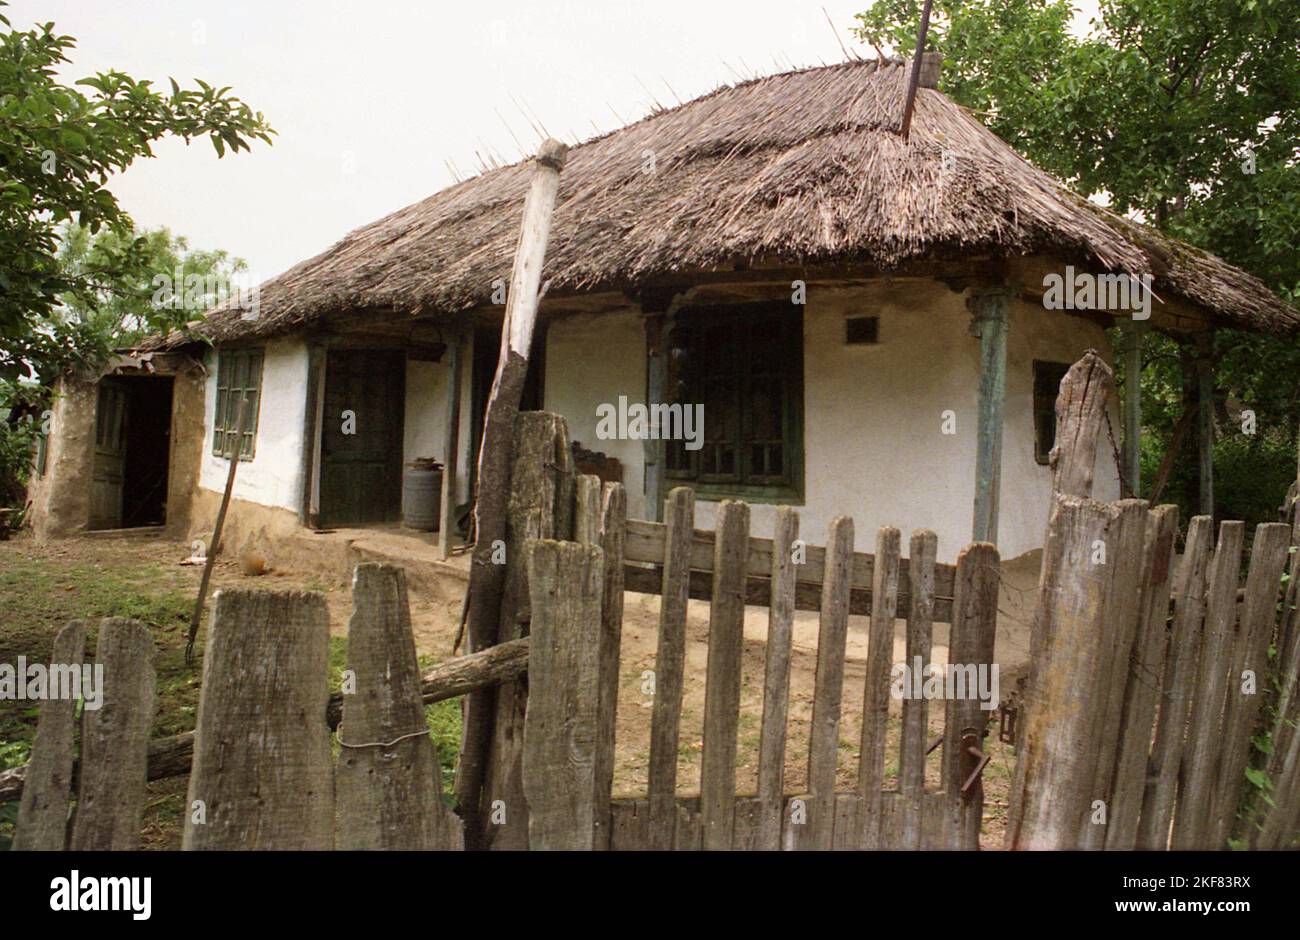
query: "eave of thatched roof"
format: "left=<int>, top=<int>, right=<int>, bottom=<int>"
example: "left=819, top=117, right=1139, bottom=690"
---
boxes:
left=151, top=57, right=1298, bottom=349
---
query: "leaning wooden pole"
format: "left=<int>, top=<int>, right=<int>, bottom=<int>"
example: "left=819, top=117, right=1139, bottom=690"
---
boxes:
left=185, top=392, right=251, bottom=664
left=455, top=138, right=568, bottom=846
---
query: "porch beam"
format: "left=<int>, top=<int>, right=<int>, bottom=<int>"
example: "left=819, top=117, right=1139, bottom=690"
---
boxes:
left=1195, top=331, right=1215, bottom=516
left=970, top=287, right=1011, bottom=545
left=1120, top=322, right=1146, bottom=497
left=438, top=331, right=465, bottom=559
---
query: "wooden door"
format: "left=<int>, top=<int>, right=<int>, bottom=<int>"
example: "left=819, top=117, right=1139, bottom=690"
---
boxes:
left=319, top=350, right=406, bottom=526
left=90, top=383, right=128, bottom=529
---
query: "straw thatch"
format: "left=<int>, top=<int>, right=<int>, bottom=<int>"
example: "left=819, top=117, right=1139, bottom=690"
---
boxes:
left=157, top=58, right=1297, bottom=347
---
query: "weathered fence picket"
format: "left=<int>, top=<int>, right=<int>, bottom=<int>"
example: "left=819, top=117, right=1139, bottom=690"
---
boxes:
left=859, top=526, right=901, bottom=849
left=336, top=564, right=460, bottom=850
left=12, top=620, right=86, bottom=851
left=756, top=506, right=798, bottom=850
left=184, top=591, right=334, bottom=850
left=807, top=515, right=853, bottom=850
left=69, top=618, right=156, bottom=851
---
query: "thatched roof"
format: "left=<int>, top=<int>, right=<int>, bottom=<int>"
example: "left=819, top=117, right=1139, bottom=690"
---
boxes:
left=160, top=57, right=1298, bottom=346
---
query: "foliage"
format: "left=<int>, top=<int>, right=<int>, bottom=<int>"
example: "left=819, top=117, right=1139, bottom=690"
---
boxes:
left=0, top=2, right=272, bottom=386
left=856, top=0, right=1300, bottom=528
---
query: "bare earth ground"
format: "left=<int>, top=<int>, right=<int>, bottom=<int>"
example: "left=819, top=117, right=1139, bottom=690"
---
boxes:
left=0, top=528, right=1040, bottom=849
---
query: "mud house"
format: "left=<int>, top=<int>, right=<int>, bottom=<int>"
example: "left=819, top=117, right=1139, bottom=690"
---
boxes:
left=27, top=57, right=1299, bottom=562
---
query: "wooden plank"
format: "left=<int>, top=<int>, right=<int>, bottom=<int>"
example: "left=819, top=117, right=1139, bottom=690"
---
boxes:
left=757, top=506, right=799, bottom=850
left=1172, top=521, right=1244, bottom=849
left=1048, top=351, right=1113, bottom=499
left=831, top=793, right=863, bottom=850
left=437, top=331, right=464, bottom=559
left=13, top=620, right=87, bottom=850
left=299, top=342, right=326, bottom=526
left=699, top=500, right=749, bottom=850
left=942, top=541, right=1000, bottom=850
left=335, top=564, right=452, bottom=850
left=482, top=411, right=575, bottom=850
left=609, top=799, right=651, bottom=851
left=1212, top=522, right=1289, bottom=846
left=1006, top=497, right=1124, bottom=850
left=898, top=530, right=937, bottom=850
left=731, top=796, right=762, bottom=851
left=573, top=473, right=602, bottom=547
left=1079, top=498, right=1148, bottom=850
left=593, top=482, right=627, bottom=851
left=807, top=516, right=854, bottom=849
left=647, top=486, right=694, bottom=849
left=674, top=802, right=703, bottom=850
left=1137, top=515, right=1214, bottom=849
left=458, top=139, right=569, bottom=846
left=69, top=618, right=156, bottom=851
left=1105, top=504, right=1179, bottom=850
left=859, top=526, right=901, bottom=849
left=521, top=539, right=604, bottom=850
left=623, top=518, right=958, bottom=607
left=184, top=591, right=333, bottom=850
left=971, top=288, right=1009, bottom=543
left=621, top=562, right=955, bottom=624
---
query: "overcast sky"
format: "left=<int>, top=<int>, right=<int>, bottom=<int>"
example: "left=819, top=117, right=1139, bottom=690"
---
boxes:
left=12, top=1, right=1100, bottom=283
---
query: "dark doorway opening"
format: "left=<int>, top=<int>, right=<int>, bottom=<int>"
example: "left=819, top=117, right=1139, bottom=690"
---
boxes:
left=318, top=348, right=406, bottom=526
left=90, top=376, right=174, bottom=530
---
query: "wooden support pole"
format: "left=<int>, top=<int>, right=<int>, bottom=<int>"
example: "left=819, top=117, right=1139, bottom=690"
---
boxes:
left=1121, top=323, right=1144, bottom=497
left=438, top=331, right=465, bottom=559
left=1195, top=331, right=1215, bottom=516
left=456, top=138, right=567, bottom=846
left=970, top=288, right=1010, bottom=545
left=300, top=342, right=326, bottom=526
left=643, top=313, right=666, bottom=523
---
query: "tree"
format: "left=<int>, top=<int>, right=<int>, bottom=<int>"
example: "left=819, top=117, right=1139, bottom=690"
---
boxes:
left=855, top=0, right=1300, bottom=525
left=0, top=2, right=273, bottom=387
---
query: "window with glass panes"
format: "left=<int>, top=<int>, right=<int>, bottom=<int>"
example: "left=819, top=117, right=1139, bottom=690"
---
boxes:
left=663, top=302, right=803, bottom=500
left=212, top=348, right=263, bottom=459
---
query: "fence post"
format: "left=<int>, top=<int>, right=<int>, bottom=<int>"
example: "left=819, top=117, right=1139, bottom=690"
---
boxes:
left=758, top=506, right=800, bottom=850
left=859, top=526, right=901, bottom=849
left=592, top=481, right=627, bottom=850
left=336, top=564, right=460, bottom=849
left=12, top=620, right=87, bottom=850
left=477, top=411, right=575, bottom=850
left=69, top=618, right=156, bottom=851
left=521, top=539, right=604, bottom=850
left=184, top=590, right=333, bottom=850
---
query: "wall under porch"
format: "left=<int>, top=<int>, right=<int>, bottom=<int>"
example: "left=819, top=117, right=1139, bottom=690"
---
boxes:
left=541, top=280, right=1122, bottom=564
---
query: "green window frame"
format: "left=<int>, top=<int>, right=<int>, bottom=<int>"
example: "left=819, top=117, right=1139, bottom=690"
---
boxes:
left=213, top=348, right=264, bottom=460
left=663, top=301, right=804, bottom=502
left=1033, top=359, right=1071, bottom=465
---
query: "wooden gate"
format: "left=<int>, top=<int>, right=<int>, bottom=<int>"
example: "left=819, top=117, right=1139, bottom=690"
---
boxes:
left=521, top=480, right=1000, bottom=850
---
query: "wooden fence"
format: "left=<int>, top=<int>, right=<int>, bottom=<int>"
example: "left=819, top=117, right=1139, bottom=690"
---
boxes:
left=1006, top=353, right=1300, bottom=850
left=524, top=476, right=1000, bottom=850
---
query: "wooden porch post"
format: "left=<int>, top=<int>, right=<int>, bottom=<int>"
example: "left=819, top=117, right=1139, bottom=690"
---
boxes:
left=1195, top=331, right=1215, bottom=516
left=1120, top=323, right=1145, bottom=497
left=970, top=287, right=1010, bottom=544
left=300, top=342, right=327, bottom=528
left=643, top=313, right=665, bottom=523
left=437, top=331, right=465, bottom=559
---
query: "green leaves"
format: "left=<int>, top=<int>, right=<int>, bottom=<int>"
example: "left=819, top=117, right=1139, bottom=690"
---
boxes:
left=0, top=9, right=274, bottom=386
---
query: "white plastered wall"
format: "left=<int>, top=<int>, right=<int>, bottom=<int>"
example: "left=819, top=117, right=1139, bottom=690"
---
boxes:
left=199, top=337, right=309, bottom=512
left=541, top=281, right=1120, bottom=563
